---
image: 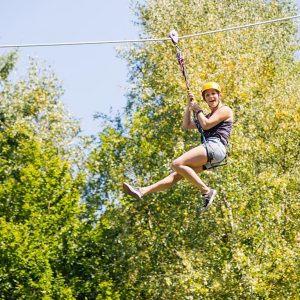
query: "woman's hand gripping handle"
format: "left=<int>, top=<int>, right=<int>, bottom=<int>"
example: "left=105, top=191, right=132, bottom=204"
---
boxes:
left=187, top=91, right=203, bottom=114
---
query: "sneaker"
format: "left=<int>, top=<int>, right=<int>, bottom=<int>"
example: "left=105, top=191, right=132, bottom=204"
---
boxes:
left=123, top=183, right=143, bottom=200
left=201, top=189, right=217, bottom=211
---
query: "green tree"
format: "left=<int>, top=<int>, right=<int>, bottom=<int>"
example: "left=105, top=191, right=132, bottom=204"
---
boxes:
left=0, top=53, right=86, bottom=299
left=86, top=0, right=300, bottom=298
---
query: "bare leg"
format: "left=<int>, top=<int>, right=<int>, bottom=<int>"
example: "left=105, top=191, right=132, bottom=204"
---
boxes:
left=124, top=145, right=215, bottom=208
left=140, top=166, right=203, bottom=196
left=140, top=171, right=181, bottom=196
left=171, top=145, right=210, bottom=194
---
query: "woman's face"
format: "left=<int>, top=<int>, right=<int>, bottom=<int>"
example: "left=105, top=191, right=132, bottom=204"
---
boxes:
left=203, top=89, right=220, bottom=109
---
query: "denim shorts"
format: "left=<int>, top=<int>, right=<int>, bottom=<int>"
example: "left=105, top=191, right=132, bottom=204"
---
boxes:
left=203, top=137, right=227, bottom=169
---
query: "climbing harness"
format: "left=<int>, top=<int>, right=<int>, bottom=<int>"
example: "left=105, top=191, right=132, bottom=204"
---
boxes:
left=169, top=30, right=227, bottom=169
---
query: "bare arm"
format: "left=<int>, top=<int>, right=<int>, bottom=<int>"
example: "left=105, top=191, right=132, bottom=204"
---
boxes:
left=182, top=92, right=197, bottom=130
left=182, top=91, right=233, bottom=130
left=196, top=106, right=233, bottom=130
left=182, top=106, right=197, bottom=129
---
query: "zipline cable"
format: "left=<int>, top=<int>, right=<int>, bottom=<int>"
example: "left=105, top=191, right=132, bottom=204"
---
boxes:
left=179, top=14, right=300, bottom=40
left=0, top=14, right=299, bottom=49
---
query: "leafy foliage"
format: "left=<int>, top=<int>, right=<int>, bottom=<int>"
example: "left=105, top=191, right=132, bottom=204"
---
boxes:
left=86, top=0, right=300, bottom=298
left=0, top=55, right=85, bottom=299
left=1, top=0, right=300, bottom=298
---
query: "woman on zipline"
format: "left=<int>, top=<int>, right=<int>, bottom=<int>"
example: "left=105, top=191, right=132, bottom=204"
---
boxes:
left=123, top=82, right=233, bottom=211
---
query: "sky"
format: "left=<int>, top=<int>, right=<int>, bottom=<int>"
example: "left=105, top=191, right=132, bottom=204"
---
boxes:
left=1, top=1, right=300, bottom=136
left=0, top=0, right=140, bottom=136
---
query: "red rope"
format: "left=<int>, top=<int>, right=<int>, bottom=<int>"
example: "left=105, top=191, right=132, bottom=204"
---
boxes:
left=176, top=48, right=190, bottom=91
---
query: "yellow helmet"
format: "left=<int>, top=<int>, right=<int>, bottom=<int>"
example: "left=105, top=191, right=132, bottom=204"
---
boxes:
left=201, top=82, right=221, bottom=94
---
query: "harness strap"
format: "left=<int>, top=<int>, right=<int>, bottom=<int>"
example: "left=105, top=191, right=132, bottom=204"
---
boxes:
left=203, top=142, right=214, bottom=162
left=174, top=44, right=214, bottom=165
left=170, top=30, right=228, bottom=169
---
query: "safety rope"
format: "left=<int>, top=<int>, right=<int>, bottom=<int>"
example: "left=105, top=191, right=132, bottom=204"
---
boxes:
left=170, top=29, right=218, bottom=169
left=0, top=14, right=299, bottom=49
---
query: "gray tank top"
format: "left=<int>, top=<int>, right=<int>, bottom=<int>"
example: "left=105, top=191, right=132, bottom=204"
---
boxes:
left=202, top=113, right=233, bottom=147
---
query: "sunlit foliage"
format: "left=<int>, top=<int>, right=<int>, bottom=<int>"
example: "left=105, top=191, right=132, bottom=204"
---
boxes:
left=86, top=0, right=300, bottom=298
left=0, top=54, right=86, bottom=299
left=1, top=0, right=300, bottom=298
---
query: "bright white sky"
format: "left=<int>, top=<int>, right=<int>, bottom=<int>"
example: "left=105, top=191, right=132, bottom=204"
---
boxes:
left=1, top=1, right=299, bottom=136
